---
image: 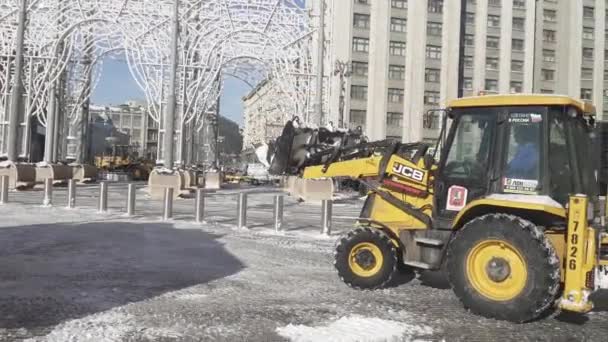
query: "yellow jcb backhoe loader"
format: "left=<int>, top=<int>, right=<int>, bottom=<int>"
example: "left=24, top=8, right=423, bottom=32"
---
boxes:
left=273, top=95, right=608, bottom=322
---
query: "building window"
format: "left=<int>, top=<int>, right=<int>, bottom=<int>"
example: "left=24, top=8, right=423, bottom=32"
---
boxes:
left=424, top=91, right=440, bottom=105
left=465, top=12, right=475, bottom=25
left=390, top=41, right=407, bottom=56
left=581, top=68, right=593, bottom=80
left=489, top=0, right=501, bottom=7
left=486, top=57, right=499, bottom=70
left=488, top=15, right=500, bottom=28
left=427, top=22, right=442, bottom=36
left=389, top=65, right=405, bottom=80
left=388, top=88, right=405, bottom=103
left=351, top=85, right=368, bottom=100
left=428, top=0, right=443, bottom=13
left=387, top=112, right=403, bottom=127
left=391, top=0, right=407, bottom=9
left=487, top=36, right=500, bottom=49
left=581, top=88, right=593, bottom=100
left=512, top=17, right=525, bottom=31
left=583, top=47, right=594, bottom=59
left=426, top=45, right=442, bottom=59
left=542, top=69, right=555, bottom=81
left=541, top=89, right=553, bottom=94
left=465, top=34, right=475, bottom=46
left=353, top=37, right=369, bottom=52
left=352, top=61, right=369, bottom=77
left=583, top=6, right=594, bottom=19
left=464, top=77, right=473, bottom=89
left=511, top=60, right=524, bottom=72
left=425, top=68, right=441, bottom=83
left=350, top=110, right=366, bottom=126
left=133, top=115, right=142, bottom=127
left=354, top=0, right=369, bottom=5
left=513, top=0, right=525, bottom=9
left=543, top=29, right=556, bottom=42
left=512, top=39, right=524, bottom=51
left=391, top=17, right=407, bottom=33
left=543, top=49, right=556, bottom=62
left=543, top=9, right=556, bottom=22
left=510, top=81, right=523, bottom=93
left=353, top=14, right=370, bottom=29
left=485, top=79, right=498, bottom=91
left=464, top=55, right=474, bottom=68
left=583, top=27, right=594, bottom=40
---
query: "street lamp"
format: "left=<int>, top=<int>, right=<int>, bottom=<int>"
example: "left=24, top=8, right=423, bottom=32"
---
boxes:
left=334, top=60, right=352, bottom=129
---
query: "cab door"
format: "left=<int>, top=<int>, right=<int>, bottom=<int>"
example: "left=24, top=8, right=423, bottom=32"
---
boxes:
left=433, top=109, right=501, bottom=227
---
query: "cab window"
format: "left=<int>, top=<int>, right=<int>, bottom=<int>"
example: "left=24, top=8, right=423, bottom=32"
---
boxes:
left=502, top=112, right=542, bottom=194
left=548, top=109, right=573, bottom=204
left=444, top=114, right=495, bottom=180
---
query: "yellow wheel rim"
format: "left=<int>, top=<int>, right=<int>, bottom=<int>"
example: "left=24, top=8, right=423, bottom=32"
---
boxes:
left=348, top=242, right=384, bottom=277
left=466, top=240, right=527, bottom=301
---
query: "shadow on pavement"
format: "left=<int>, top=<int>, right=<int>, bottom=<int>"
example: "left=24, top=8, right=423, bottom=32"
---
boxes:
left=0, top=221, right=244, bottom=330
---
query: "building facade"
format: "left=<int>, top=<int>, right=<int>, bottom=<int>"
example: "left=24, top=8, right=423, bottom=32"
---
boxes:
left=242, top=79, right=292, bottom=149
left=324, top=0, right=608, bottom=143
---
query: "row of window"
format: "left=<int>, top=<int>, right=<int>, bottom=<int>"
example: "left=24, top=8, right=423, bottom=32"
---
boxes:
left=349, top=110, right=442, bottom=131
left=465, top=13, right=526, bottom=31
left=351, top=86, right=441, bottom=105
left=353, top=37, right=443, bottom=59
left=353, top=14, right=443, bottom=36
left=354, top=0, right=444, bottom=13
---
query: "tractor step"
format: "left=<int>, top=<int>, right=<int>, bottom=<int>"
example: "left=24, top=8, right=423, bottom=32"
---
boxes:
left=403, top=261, right=433, bottom=270
left=414, top=237, right=444, bottom=247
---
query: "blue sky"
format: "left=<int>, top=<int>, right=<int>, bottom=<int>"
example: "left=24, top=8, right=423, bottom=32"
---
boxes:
left=91, top=58, right=253, bottom=126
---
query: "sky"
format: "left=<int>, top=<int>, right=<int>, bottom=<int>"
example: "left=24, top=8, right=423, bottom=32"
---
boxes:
left=91, top=58, right=253, bottom=126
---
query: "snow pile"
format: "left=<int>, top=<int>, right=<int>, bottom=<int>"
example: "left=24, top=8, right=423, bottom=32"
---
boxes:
left=276, top=315, right=433, bottom=342
left=25, top=310, right=136, bottom=342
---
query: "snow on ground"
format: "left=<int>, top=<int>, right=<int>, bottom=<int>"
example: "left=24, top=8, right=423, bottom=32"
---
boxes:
left=276, top=315, right=433, bottom=342
left=1, top=182, right=608, bottom=341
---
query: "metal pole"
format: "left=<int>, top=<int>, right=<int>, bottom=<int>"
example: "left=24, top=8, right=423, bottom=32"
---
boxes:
left=0, top=175, right=9, bottom=204
left=43, top=178, right=53, bottom=206
left=44, top=83, right=57, bottom=163
left=127, top=183, right=136, bottom=216
left=163, top=187, right=174, bottom=220
left=321, top=199, right=332, bottom=235
left=457, top=0, right=467, bottom=98
left=237, top=192, right=247, bottom=229
left=98, top=181, right=108, bottom=212
left=315, top=0, right=326, bottom=125
left=195, top=188, right=205, bottom=223
left=273, top=194, right=284, bottom=232
left=162, top=0, right=180, bottom=169
left=67, top=179, right=76, bottom=209
left=7, top=0, right=28, bottom=162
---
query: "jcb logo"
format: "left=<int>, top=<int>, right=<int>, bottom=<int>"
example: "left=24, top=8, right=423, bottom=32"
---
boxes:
left=392, top=162, right=425, bottom=182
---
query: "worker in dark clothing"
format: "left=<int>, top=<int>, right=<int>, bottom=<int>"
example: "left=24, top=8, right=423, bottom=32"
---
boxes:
left=506, top=124, right=539, bottom=179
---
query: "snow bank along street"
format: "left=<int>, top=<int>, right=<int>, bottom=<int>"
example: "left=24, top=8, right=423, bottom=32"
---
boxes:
left=0, top=183, right=607, bottom=341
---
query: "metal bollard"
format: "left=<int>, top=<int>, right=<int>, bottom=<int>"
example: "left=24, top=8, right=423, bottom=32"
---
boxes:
left=237, top=192, right=247, bottom=229
left=321, top=199, right=333, bottom=235
left=67, top=179, right=76, bottom=209
left=127, top=183, right=136, bottom=216
left=43, top=178, right=53, bottom=206
left=0, top=175, right=9, bottom=204
left=163, top=187, right=174, bottom=220
left=195, top=188, right=205, bottom=223
left=98, top=182, right=108, bottom=212
left=273, top=194, right=284, bottom=232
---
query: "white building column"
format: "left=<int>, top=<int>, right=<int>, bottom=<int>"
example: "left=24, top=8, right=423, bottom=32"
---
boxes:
left=365, top=0, right=390, bottom=141
left=327, top=0, right=353, bottom=128
left=440, top=0, right=462, bottom=105
left=498, top=1, right=513, bottom=93
left=523, top=0, right=537, bottom=92
left=556, top=0, right=583, bottom=97
left=403, top=0, right=428, bottom=143
left=472, top=0, right=488, bottom=93
left=593, top=0, right=606, bottom=116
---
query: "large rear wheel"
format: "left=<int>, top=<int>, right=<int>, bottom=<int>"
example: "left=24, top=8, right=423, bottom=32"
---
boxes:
left=334, top=227, right=398, bottom=289
left=447, top=214, right=561, bottom=322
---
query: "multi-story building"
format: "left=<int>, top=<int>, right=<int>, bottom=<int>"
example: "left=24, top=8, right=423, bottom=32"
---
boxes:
left=242, top=79, right=292, bottom=149
left=324, top=0, right=608, bottom=143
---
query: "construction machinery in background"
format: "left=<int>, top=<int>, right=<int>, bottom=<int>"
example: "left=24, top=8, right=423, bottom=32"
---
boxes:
left=95, top=144, right=154, bottom=181
left=262, top=94, right=608, bottom=322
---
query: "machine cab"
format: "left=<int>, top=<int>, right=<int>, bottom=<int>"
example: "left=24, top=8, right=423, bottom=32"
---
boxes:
left=434, top=95, right=599, bottom=225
